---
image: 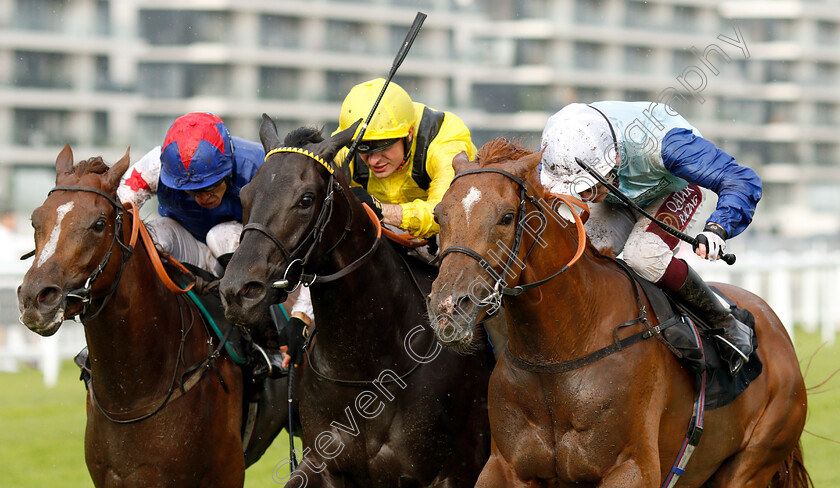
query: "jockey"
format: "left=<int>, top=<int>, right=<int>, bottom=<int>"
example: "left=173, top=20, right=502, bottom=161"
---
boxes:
left=334, top=78, right=477, bottom=239
left=540, top=101, right=761, bottom=375
left=117, top=112, right=312, bottom=377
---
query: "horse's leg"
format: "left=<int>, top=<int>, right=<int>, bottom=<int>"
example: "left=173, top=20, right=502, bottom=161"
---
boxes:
left=474, top=447, right=532, bottom=488
left=596, top=458, right=660, bottom=488
left=281, top=461, right=348, bottom=488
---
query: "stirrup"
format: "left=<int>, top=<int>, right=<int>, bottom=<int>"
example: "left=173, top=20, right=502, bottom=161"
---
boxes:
left=713, top=335, right=750, bottom=362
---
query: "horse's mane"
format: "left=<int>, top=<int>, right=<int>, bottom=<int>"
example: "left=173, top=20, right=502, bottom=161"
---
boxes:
left=75, top=156, right=109, bottom=176
left=284, top=127, right=324, bottom=148
left=475, top=138, right=533, bottom=167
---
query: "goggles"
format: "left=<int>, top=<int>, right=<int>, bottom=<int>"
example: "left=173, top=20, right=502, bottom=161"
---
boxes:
left=185, top=178, right=226, bottom=197
left=357, top=138, right=401, bottom=154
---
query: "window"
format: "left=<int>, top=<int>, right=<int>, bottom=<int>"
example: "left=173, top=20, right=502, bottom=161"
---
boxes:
left=325, top=71, right=366, bottom=102
left=136, top=115, right=174, bottom=150
left=260, top=15, right=301, bottom=48
left=138, top=63, right=184, bottom=98
left=186, top=65, right=230, bottom=97
left=574, top=0, right=605, bottom=24
left=95, top=56, right=115, bottom=91
left=572, top=86, right=604, bottom=103
left=815, top=62, right=836, bottom=85
left=13, top=51, right=71, bottom=89
left=767, top=101, right=795, bottom=124
left=624, top=45, right=652, bottom=73
left=515, top=40, right=548, bottom=66
left=258, top=67, right=299, bottom=99
left=671, top=50, right=695, bottom=74
left=14, top=0, right=65, bottom=31
left=814, top=144, right=837, bottom=166
left=815, top=103, right=837, bottom=125
left=574, top=42, right=603, bottom=70
left=93, top=111, right=109, bottom=146
left=816, top=21, right=838, bottom=44
left=672, top=6, right=697, bottom=31
left=140, top=10, right=230, bottom=45
left=326, top=21, right=370, bottom=53
left=763, top=61, right=796, bottom=83
left=622, top=90, right=652, bottom=102
left=624, top=1, right=655, bottom=29
left=14, top=109, right=73, bottom=146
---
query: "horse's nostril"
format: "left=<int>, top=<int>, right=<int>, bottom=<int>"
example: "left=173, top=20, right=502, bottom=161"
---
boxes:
left=37, top=286, right=62, bottom=307
left=240, top=281, right=267, bottom=302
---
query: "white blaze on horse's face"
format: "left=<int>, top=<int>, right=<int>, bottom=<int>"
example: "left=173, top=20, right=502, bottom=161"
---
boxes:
left=37, top=201, right=74, bottom=268
left=462, top=187, right=482, bottom=225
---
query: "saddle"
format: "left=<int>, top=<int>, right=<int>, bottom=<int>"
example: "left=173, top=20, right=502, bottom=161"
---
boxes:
left=623, top=261, right=762, bottom=410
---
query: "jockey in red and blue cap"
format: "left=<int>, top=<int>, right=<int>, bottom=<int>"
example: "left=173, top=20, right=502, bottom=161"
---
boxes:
left=117, top=113, right=313, bottom=378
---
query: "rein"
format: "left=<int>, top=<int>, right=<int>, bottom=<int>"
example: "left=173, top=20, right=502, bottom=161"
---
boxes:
left=46, top=185, right=221, bottom=423
left=242, top=147, right=381, bottom=290
left=435, top=168, right=588, bottom=312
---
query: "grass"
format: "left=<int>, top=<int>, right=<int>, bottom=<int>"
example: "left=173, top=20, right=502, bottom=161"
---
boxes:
left=0, top=330, right=838, bottom=487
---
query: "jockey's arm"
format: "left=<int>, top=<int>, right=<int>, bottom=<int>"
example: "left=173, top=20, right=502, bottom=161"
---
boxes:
left=381, top=204, right=403, bottom=227
left=661, top=129, right=762, bottom=239
left=116, top=146, right=162, bottom=208
left=398, top=136, right=474, bottom=238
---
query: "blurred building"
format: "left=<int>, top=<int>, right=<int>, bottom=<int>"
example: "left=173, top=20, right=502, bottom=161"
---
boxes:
left=1, top=0, right=839, bottom=240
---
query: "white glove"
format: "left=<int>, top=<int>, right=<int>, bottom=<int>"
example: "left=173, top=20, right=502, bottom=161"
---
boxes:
left=695, top=230, right=726, bottom=262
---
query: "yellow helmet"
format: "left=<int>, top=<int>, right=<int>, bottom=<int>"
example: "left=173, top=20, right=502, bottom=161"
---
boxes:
left=338, top=78, right=416, bottom=141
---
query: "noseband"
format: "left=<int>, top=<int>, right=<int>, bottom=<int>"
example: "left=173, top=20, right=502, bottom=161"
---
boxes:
left=435, top=168, right=588, bottom=313
left=241, top=147, right=382, bottom=292
left=48, top=186, right=137, bottom=322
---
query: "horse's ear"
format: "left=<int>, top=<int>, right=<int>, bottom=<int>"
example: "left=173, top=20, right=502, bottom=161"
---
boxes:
left=260, top=114, right=281, bottom=153
left=318, top=119, right=362, bottom=160
left=452, top=151, right=477, bottom=175
left=511, top=149, right=545, bottom=192
left=55, top=144, right=75, bottom=183
left=104, top=147, right=131, bottom=192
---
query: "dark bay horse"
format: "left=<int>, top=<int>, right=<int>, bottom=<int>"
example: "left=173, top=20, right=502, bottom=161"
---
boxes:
left=17, top=146, right=286, bottom=487
left=427, top=139, right=810, bottom=488
left=220, top=116, right=494, bottom=487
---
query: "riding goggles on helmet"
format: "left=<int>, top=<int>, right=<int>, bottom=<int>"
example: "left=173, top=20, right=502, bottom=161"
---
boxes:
left=357, top=138, right=401, bottom=154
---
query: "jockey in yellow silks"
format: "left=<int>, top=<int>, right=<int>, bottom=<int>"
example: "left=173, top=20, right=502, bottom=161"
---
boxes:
left=334, top=78, right=477, bottom=239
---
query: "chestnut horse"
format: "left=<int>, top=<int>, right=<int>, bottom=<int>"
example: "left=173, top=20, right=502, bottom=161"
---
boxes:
left=17, top=146, right=286, bottom=487
left=427, top=139, right=810, bottom=488
left=220, top=116, right=494, bottom=487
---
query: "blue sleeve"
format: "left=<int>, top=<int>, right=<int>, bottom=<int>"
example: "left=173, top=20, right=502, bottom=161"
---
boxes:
left=661, top=128, right=762, bottom=238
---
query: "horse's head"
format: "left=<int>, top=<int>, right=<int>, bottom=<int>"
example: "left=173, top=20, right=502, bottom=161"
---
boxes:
left=428, top=139, right=545, bottom=349
left=220, top=115, right=360, bottom=327
left=17, top=145, right=130, bottom=336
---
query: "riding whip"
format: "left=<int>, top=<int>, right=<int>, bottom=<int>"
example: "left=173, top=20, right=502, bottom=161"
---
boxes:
left=575, top=158, right=736, bottom=265
left=341, top=11, right=427, bottom=167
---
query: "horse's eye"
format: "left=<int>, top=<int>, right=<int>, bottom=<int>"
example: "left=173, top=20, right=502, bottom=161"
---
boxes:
left=499, top=213, right=515, bottom=226
left=299, top=195, right=314, bottom=208
left=92, top=219, right=107, bottom=232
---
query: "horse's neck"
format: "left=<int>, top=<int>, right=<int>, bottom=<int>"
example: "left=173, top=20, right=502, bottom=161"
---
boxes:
left=504, top=232, right=641, bottom=363
left=82, top=242, right=186, bottom=401
left=310, top=238, right=425, bottom=370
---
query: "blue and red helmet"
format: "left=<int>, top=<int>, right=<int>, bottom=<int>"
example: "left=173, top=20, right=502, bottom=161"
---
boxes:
left=160, top=112, right=233, bottom=191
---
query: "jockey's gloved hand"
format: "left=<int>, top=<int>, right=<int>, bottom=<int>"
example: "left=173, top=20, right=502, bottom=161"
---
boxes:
left=284, top=316, right=308, bottom=367
left=350, top=187, right=384, bottom=222
left=694, top=223, right=727, bottom=262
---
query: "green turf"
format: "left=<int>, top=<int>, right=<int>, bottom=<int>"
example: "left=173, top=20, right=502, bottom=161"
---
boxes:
left=1, top=330, right=838, bottom=486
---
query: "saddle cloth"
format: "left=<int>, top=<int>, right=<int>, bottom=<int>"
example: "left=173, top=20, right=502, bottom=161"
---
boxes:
left=630, top=265, right=763, bottom=410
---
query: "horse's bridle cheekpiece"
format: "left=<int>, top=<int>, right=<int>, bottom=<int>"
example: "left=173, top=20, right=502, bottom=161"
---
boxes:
left=435, top=168, right=587, bottom=316
left=242, top=145, right=381, bottom=292
left=48, top=185, right=135, bottom=322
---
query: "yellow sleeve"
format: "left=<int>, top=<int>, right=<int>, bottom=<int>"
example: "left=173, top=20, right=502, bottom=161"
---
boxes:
left=399, top=112, right=478, bottom=238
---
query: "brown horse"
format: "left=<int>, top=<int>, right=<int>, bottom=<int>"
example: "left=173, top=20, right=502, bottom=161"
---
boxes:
left=220, top=117, right=494, bottom=487
left=17, top=146, right=285, bottom=487
left=427, top=139, right=810, bottom=488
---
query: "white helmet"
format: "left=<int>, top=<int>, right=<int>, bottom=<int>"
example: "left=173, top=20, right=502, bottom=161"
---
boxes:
left=540, top=104, right=618, bottom=195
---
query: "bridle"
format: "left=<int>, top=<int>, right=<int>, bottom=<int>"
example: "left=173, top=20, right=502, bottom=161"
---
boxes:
left=48, top=186, right=138, bottom=322
left=240, top=147, right=382, bottom=292
left=435, top=167, right=588, bottom=314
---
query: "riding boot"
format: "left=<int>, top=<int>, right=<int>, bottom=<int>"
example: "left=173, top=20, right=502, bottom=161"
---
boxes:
left=249, top=342, right=287, bottom=380
left=669, top=266, right=754, bottom=375
left=247, top=316, right=288, bottom=380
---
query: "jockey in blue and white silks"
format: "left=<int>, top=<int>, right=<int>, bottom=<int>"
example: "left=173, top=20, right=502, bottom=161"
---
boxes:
left=540, top=101, right=761, bottom=375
